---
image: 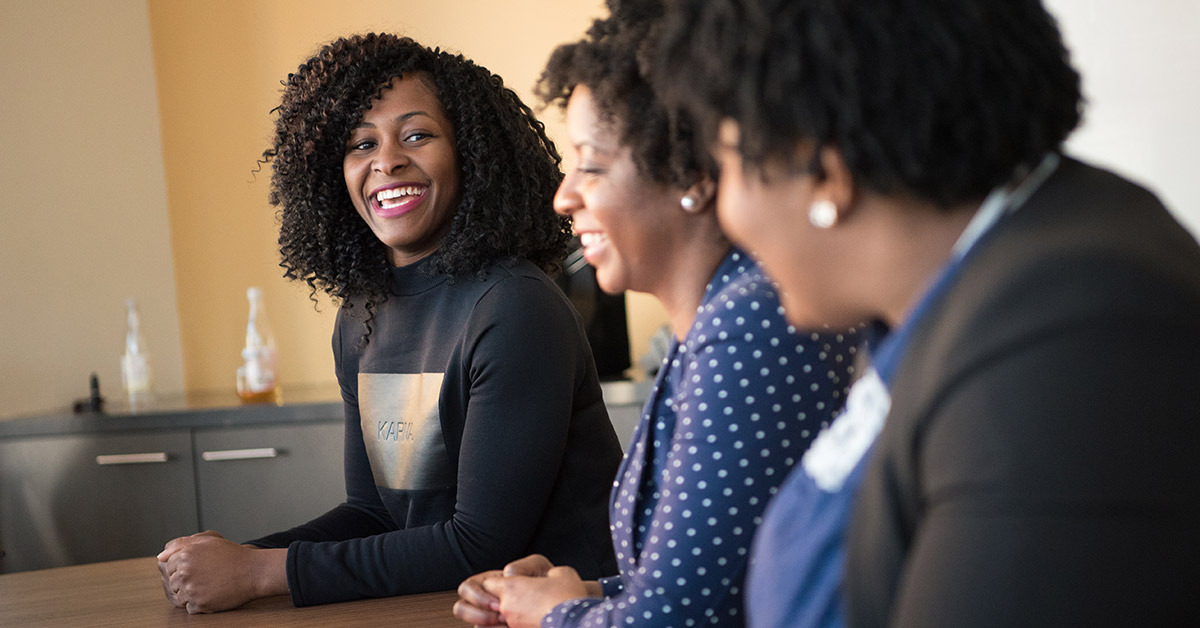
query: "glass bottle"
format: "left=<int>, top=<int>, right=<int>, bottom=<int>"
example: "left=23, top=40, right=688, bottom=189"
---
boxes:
left=236, top=287, right=280, bottom=403
left=121, top=298, right=154, bottom=410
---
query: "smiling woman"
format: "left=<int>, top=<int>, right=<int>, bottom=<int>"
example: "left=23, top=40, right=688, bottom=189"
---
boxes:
left=451, top=4, right=857, bottom=627
left=153, top=33, right=622, bottom=614
left=263, top=34, right=572, bottom=340
left=342, top=74, right=462, bottom=267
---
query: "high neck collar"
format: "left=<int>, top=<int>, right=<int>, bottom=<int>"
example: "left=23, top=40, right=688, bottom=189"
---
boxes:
left=389, top=255, right=451, bottom=296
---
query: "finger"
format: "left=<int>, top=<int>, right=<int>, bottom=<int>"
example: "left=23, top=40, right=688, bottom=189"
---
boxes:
left=452, top=599, right=504, bottom=626
left=158, top=572, right=177, bottom=604
left=164, top=550, right=187, bottom=575
left=157, top=563, right=175, bottom=597
left=503, top=554, right=552, bottom=577
left=458, top=577, right=501, bottom=611
left=157, top=537, right=187, bottom=560
left=183, top=593, right=213, bottom=615
left=546, top=565, right=580, bottom=579
left=480, top=575, right=508, bottom=597
left=170, top=580, right=188, bottom=609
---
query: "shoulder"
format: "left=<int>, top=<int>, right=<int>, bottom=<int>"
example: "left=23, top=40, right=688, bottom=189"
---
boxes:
left=456, top=260, right=585, bottom=355
left=887, top=157, right=1200, bottom=429
left=686, top=253, right=796, bottom=357
left=983, top=157, right=1196, bottom=285
left=470, top=259, right=575, bottom=318
left=931, top=158, right=1200, bottom=363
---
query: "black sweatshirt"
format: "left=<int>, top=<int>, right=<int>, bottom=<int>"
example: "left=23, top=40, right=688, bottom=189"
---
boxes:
left=249, top=257, right=621, bottom=606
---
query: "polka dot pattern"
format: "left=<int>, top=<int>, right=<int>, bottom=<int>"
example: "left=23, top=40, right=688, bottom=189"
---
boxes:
left=543, top=251, right=856, bottom=628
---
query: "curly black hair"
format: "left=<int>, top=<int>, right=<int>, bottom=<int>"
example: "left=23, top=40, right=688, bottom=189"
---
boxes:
left=263, top=33, right=569, bottom=339
left=536, top=0, right=713, bottom=188
left=651, top=0, right=1084, bottom=208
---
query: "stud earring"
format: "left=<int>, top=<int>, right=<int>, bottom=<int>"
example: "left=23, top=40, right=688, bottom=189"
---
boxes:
left=680, top=195, right=697, bottom=211
left=808, top=199, right=838, bottom=228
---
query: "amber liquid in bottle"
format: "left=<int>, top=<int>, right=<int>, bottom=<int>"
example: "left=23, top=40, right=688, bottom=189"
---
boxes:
left=236, top=287, right=280, bottom=404
left=237, top=388, right=279, bottom=404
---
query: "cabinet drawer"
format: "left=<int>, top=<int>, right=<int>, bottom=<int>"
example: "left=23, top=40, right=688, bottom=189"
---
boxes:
left=193, top=421, right=343, bottom=542
left=0, top=431, right=197, bottom=573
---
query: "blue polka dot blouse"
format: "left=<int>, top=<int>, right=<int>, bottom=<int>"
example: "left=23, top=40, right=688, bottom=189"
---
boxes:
left=543, top=250, right=858, bottom=627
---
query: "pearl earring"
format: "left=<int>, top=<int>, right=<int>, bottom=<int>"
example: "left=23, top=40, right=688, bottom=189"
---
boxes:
left=680, top=195, right=697, bottom=211
left=808, top=199, right=838, bottom=228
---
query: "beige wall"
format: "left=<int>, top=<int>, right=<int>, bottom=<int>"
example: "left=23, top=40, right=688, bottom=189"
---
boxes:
left=0, top=0, right=184, bottom=418
left=0, top=0, right=667, bottom=420
left=5, top=0, right=1194, bottom=418
left=147, top=0, right=663, bottom=396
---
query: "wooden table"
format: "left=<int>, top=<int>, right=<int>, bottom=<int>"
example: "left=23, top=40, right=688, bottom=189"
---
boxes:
left=0, top=557, right=462, bottom=627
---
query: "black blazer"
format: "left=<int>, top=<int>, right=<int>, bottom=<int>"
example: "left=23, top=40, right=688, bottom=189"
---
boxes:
left=846, top=157, right=1200, bottom=627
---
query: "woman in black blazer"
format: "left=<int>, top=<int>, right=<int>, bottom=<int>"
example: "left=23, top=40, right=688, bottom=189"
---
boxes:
left=649, top=0, right=1200, bottom=626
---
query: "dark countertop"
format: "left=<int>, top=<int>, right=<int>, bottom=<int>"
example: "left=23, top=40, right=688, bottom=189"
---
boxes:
left=0, top=387, right=344, bottom=439
left=0, top=379, right=653, bottom=440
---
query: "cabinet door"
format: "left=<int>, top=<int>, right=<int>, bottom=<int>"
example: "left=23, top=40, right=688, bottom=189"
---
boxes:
left=0, top=430, right=197, bottom=573
left=193, top=421, right=344, bottom=543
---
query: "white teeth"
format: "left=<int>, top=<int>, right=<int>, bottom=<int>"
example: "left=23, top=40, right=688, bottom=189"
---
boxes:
left=579, top=232, right=608, bottom=248
left=375, top=185, right=424, bottom=203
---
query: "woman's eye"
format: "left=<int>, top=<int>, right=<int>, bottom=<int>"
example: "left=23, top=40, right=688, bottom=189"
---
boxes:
left=348, top=139, right=375, bottom=151
left=405, top=131, right=432, bottom=142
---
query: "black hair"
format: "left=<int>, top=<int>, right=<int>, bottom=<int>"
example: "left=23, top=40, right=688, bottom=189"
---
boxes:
left=651, top=0, right=1084, bottom=207
left=537, top=0, right=713, bottom=187
left=262, top=33, right=568, bottom=340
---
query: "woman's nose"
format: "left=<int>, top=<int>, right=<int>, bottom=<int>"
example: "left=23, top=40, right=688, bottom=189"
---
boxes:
left=553, top=171, right=581, bottom=217
left=372, top=140, right=409, bottom=173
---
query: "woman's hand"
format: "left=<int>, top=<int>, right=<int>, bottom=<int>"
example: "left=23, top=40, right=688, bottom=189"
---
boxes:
left=455, top=568, right=506, bottom=627
left=480, top=564, right=591, bottom=628
left=157, top=530, right=223, bottom=609
left=156, top=530, right=288, bottom=613
left=454, top=554, right=557, bottom=626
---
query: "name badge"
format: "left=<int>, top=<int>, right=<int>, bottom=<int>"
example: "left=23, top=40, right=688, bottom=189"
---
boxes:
left=802, top=367, right=890, bottom=492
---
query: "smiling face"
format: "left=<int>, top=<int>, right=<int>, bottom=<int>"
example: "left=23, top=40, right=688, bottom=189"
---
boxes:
left=713, top=119, right=841, bottom=328
left=343, top=74, right=461, bottom=267
left=553, top=85, right=686, bottom=296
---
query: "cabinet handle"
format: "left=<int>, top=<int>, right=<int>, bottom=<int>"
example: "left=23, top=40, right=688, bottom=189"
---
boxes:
left=201, top=447, right=279, bottom=462
left=95, top=452, right=169, bottom=465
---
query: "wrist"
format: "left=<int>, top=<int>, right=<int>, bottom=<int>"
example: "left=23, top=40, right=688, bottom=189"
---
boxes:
left=251, top=547, right=290, bottom=598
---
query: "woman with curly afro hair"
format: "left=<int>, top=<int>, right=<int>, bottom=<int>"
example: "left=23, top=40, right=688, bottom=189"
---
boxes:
left=156, top=33, right=622, bottom=613
left=453, top=2, right=857, bottom=627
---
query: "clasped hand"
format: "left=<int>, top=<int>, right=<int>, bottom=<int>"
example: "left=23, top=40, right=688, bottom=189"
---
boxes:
left=453, top=554, right=596, bottom=628
left=156, top=530, right=286, bottom=614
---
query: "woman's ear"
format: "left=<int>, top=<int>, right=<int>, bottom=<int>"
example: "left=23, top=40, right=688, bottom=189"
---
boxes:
left=815, top=146, right=856, bottom=217
left=680, top=176, right=718, bottom=213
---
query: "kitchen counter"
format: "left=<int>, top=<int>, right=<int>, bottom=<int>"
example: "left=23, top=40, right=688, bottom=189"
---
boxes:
left=0, top=386, right=343, bottom=439
left=0, top=379, right=653, bottom=442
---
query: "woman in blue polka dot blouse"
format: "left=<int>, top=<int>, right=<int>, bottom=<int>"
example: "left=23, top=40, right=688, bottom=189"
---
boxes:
left=451, top=5, right=857, bottom=628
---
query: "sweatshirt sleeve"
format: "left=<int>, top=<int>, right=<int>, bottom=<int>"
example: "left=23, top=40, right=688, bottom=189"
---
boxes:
left=282, top=275, right=603, bottom=606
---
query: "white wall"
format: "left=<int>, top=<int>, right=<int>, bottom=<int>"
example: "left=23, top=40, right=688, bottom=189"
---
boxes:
left=1046, top=0, right=1200, bottom=237
left=0, top=0, right=184, bottom=418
